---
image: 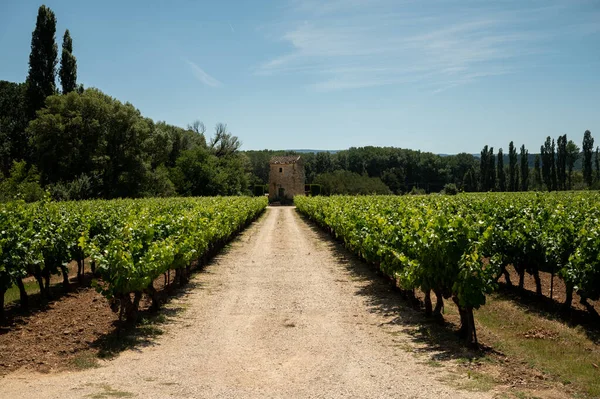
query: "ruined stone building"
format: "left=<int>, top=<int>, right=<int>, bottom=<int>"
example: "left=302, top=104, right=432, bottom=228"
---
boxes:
left=268, top=156, right=305, bottom=201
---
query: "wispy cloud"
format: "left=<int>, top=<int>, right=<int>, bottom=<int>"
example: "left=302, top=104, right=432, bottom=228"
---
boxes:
left=185, top=59, right=222, bottom=87
left=228, top=22, right=235, bottom=33
left=258, top=0, right=598, bottom=92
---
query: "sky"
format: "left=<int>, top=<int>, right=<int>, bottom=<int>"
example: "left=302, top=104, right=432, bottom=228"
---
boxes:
left=1, top=0, right=599, bottom=154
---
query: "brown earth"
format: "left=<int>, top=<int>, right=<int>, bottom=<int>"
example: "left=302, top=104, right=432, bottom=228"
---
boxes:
left=0, top=286, right=116, bottom=374
left=0, top=264, right=189, bottom=376
left=500, top=266, right=600, bottom=315
left=0, top=207, right=492, bottom=398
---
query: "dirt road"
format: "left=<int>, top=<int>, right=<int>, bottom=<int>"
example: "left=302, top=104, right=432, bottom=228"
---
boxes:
left=0, top=207, right=489, bottom=398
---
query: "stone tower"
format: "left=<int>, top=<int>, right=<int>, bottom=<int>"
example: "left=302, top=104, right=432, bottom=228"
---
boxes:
left=268, top=156, right=305, bottom=201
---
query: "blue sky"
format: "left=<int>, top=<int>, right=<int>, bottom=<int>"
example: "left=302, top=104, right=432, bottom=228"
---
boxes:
left=1, top=0, right=599, bottom=153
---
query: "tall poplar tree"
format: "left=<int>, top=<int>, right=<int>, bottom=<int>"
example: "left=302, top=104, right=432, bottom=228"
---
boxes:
left=556, top=134, right=567, bottom=190
left=479, top=145, right=489, bottom=191
left=488, top=147, right=496, bottom=191
left=541, top=137, right=552, bottom=191
left=59, top=29, right=77, bottom=94
left=26, top=5, right=58, bottom=118
left=550, top=139, right=557, bottom=191
left=497, top=148, right=506, bottom=191
left=582, top=130, right=594, bottom=187
left=520, top=145, right=529, bottom=191
left=508, top=141, right=518, bottom=191
left=566, top=140, right=580, bottom=190
left=533, top=154, right=542, bottom=189
left=595, top=146, right=600, bottom=185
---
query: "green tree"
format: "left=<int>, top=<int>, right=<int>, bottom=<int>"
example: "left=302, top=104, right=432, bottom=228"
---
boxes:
left=479, top=146, right=489, bottom=191
left=170, top=146, right=216, bottom=196
left=550, top=139, right=557, bottom=191
left=0, top=160, right=45, bottom=202
left=315, top=151, right=334, bottom=175
left=209, top=123, right=241, bottom=157
left=381, top=168, right=405, bottom=194
left=497, top=148, right=506, bottom=191
left=582, top=130, right=594, bottom=187
left=187, top=120, right=208, bottom=147
left=508, top=141, right=517, bottom=191
left=594, top=147, right=600, bottom=182
left=519, top=145, right=529, bottom=191
left=462, top=168, right=477, bottom=192
left=28, top=88, right=152, bottom=198
left=533, top=154, right=542, bottom=189
left=541, top=137, right=552, bottom=191
left=59, top=29, right=77, bottom=94
left=487, top=147, right=496, bottom=191
left=314, top=170, right=390, bottom=195
left=26, top=5, right=58, bottom=118
left=566, top=140, right=579, bottom=190
left=556, top=135, right=567, bottom=190
left=0, top=81, right=28, bottom=173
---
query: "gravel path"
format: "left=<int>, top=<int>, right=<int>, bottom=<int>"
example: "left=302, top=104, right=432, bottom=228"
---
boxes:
left=0, top=207, right=490, bottom=398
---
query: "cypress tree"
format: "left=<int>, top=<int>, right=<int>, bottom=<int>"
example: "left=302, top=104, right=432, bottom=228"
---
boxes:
left=566, top=140, right=580, bottom=190
left=533, top=154, right=542, bottom=189
left=479, top=145, right=489, bottom=191
left=497, top=148, right=506, bottom=191
left=541, top=137, right=552, bottom=191
left=508, top=141, right=517, bottom=191
left=550, top=139, right=557, bottom=191
left=582, top=130, right=594, bottom=187
left=59, top=29, right=77, bottom=94
left=520, top=145, right=529, bottom=191
left=26, top=5, right=58, bottom=118
left=595, top=146, right=600, bottom=184
left=488, top=147, right=496, bottom=191
left=556, top=134, right=567, bottom=190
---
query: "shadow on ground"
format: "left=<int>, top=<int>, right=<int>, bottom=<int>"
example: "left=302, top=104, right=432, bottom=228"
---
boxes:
left=298, top=213, right=490, bottom=362
left=495, top=283, right=600, bottom=344
left=92, top=212, right=264, bottom=359
left=0, top=273, right=97, bottom=333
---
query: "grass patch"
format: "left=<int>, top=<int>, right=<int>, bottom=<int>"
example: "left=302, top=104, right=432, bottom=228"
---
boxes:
left=475, top=294, right=600, bottom=398
left=442, top=370, right=496, bottom=392
left=4, top=279, right=39, bottom=304
left=86, top=384, right=135, bottom=399
left=86, top=384, right=134, bottom=398
left=70, top=352, right=100, bottom=370
left=426, top=360, right=443, bottom=368
left=462, top=370, right=497, bottom=392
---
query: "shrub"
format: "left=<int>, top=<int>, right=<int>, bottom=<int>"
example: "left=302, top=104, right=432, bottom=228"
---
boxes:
left=314, top=171, right=391, bottom=195
left=0, top=160, right=45, bottom=203
left=409, top=186, right=426, bottom=195
left=443, top=183, right=459, bottom=195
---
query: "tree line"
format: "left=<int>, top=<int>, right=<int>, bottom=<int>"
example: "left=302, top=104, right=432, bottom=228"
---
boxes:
left=476, top=132, right=598, bottom=193
left=0, top=5, right=248, bottom=202
left=244, top=131, right=597, bottom=195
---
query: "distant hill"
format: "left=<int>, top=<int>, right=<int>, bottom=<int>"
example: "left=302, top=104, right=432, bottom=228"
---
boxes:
left=287, top=149, right=339, bottom=154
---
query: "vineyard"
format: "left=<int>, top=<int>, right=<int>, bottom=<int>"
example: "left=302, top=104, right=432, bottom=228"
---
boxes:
left=0, top=196, right=267, bottom=322
left=296, top=192, right=600, bottom=346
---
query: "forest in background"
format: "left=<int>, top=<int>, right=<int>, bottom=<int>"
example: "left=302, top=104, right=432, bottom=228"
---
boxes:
left=1, top=5, right=598, bottom=202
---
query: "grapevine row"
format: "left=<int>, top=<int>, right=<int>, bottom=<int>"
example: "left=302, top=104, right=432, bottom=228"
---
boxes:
left=295, top=192, right=600, bottom=346
left=0, top=196, right=267, bottom=321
